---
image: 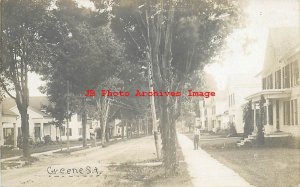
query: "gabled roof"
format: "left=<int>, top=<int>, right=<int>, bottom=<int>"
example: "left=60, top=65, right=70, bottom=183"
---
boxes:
left=1, top=97, right=18, bottom=116
left=1, top=96, right=50, bottom=117
left=262, top=27, right=300, bottom=76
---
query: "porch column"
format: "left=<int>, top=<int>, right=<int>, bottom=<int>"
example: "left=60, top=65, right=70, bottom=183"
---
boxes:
left=13, top=123, right=17, bottom=148
left=40, top=123, right=44, bottom=139
left=0, top=122, right=3, bottom=145
left=265, top=99, right=270, bottom=126
left=252, top=103, right=257, bottom=134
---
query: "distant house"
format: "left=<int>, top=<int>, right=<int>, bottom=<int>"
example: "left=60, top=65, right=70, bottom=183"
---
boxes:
left=227, top=74, right=261, bottom=134
left=0, top=97, right=53, bottom=147
left=109, top=119, right=124, bottom=137
left=200, top=69, right=261, bottom=135
left=0, top=96, right=99, bottom=147
left=246, top=28, right=300, bottom=137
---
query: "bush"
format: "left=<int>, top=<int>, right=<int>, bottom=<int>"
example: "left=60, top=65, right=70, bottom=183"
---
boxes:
left=17, top=135, right=23, bottom=148
left=243, top=101, right=254, bottom=138
left=17, top=136, right=35, bottom=149
left=43, top=135, right=52, bottom=144
left=227, top=122, right=237, bottom=137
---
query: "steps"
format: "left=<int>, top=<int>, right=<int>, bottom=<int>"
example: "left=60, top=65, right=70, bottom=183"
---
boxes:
left=237, top=133, right=256, bottom=147
left=237, top=131, right=293, bottom=147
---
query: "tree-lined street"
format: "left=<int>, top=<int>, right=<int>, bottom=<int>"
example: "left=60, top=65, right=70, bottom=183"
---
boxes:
left=2, top=0, right=299, bottom=186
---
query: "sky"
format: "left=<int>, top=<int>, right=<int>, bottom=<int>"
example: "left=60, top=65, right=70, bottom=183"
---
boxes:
left=28, top=0, right=299, bottom=96
left=204, top=0, right=299, bottom=90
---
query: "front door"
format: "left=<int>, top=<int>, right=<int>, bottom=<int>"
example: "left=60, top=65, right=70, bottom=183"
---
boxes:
left=3, top=128, right=14, bottom=145
left=34, top=126, right=41, bottom=141
left=276, top=100, right=280, bottom=131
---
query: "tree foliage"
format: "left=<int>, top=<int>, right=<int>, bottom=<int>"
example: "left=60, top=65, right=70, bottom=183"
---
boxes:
left=257, top=96, right=265, bottom=144
left=0, top=0, right=58, bottom=157
left=243, top=100, right=253, bottom=138
left=40, top=0, right=126, bottom=147
left=100, top=0, right=243, bottom=175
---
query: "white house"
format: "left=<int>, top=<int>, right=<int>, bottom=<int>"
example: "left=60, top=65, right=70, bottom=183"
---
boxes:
left=199, top=72, right=261, bottom=135
left=198, top=98, right=213, bottom=131
left=0, top=96, right=99, bottom=147
left=1, top=97, right=62, bottom=147
left=246, top=27, right=300, bottom=137
left=109, top=119, right=124, bottom=137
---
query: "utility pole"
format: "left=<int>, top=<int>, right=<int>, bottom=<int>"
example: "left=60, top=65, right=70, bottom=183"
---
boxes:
left=66, top=80, right=70, bottom=152
left=148, top=58, right=160, bottom=159
left=126, top=119, right=128, bottom=139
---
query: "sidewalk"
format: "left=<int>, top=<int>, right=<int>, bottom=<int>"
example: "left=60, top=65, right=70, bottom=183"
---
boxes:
left=177, top=133, right=253, bottom=187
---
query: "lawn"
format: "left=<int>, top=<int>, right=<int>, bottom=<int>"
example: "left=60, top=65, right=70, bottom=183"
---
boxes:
left=186, top=133, right=300, bottom=187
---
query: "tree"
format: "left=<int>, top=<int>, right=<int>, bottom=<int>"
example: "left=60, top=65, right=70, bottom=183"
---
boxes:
left=243, top=100, right=253, bottom=138
left=256, top=96, right=265, bottom=145
left=40, top=0, right=126, bottom=147
left=105, top=0, right=243, bottom=175
left=0, top=0, right=58, bottom=157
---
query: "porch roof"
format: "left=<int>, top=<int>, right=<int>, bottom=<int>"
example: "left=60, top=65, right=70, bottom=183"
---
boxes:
left=245, top=89, right=291, bottom=102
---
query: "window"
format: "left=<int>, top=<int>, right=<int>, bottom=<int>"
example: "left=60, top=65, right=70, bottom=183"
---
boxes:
left=264, top=74, right=273, bottom=89
left=66, top=128, right=72, bottom=136
left=78, top=128, right=82, bottom=136
left=263, top=77, right=267, bottom=90
left=295, top=100, right=298, bottom=125
left=34, top=126, right=41, bottom=138
left=3, top=128, right=13, bottom=137
left=292, top=61, right=299, bottom=87
left=292, top=99, right=298, bottom=125
left=3, top=128, right=14, bottom=145
left=229, top=94, right=235, bottom=107
left=233, top=94, right=235, bottom=105
left=283, top=64, right=291, bottom=88
left=291, top=100, right=294, bottom=125
left=61, top=126, right=66, bottom=136
left=284, top=101, right=290, bottom=125
left=212, top=106, right=216, bottom=115
left=77, top=114, right=82, bottom=122
left=268, top=74, right=273, bottom=89
left=275, top=70, right=281, bottom=89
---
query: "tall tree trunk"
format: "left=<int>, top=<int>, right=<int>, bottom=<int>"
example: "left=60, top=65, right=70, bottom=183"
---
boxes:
left=14, top=74, right=30, bottom=158
left=122, top=123, right=124, bottom=139
left=20, top=110, right=30, bottom=157
left=98, top=97, right=110, bottom=147
left=137, top=119, right=140, bottom=136
left=160, top=95, right=177, bottom=176
left=82, top=98, right=87, bottom=147
left=100, top=117, right=106, bottom=147
left=105, top=123, right=110, bottom=142
left=126, top=120, right=128, bottom=139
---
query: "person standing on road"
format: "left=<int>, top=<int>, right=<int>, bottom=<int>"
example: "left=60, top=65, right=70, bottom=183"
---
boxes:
left=193, top=126, right=201, bottom=150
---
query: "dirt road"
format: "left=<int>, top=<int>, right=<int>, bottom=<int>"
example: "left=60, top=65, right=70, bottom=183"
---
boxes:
left=1, top=136, right=157, bottom=187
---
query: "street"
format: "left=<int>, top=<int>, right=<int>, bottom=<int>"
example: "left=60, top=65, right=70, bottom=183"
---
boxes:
left=1, top=136, right=157, bottom=187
